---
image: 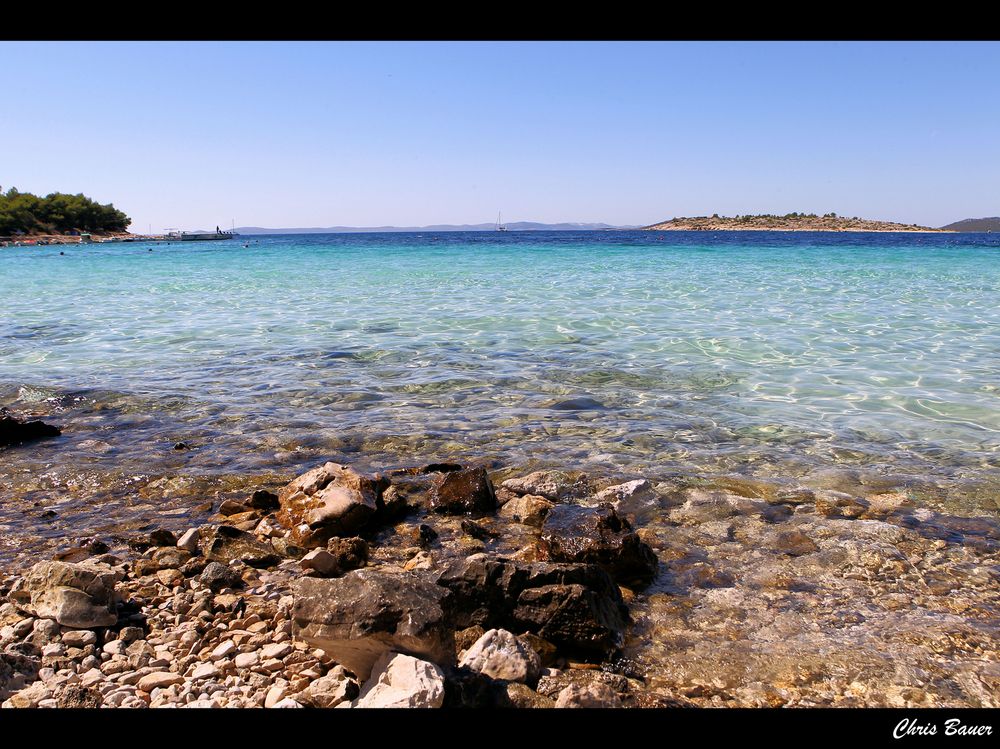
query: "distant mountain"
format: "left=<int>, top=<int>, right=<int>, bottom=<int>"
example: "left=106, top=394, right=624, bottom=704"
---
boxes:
left=644, top=214, right=943, bottom=233
left=234, top=222, right=634, bottom=234
left=939, top=217, right=1000, bottom=232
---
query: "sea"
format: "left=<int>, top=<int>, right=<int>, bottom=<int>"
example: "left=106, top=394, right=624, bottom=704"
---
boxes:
left=1, top=230, right=999, bottom=566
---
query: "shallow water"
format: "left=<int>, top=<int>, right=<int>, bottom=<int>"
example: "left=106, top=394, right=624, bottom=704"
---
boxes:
left=2, top=230, right=1000, bottom=565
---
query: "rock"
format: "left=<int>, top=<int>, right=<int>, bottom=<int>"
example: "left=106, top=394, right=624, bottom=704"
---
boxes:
left=294, top=665, right=359, bottom=707
left=771, top=530, right=819, bottom=556
left=326, top=537, right=368, bottom=572
left=435, top=556, right=629, bottom=659
left=275, top=462, right=390, bottom=547
left=270, top=697, right=303, bottom=708
left=203, top=526, right=280, bottom=568
left=192, top=663, right=220, bottom=680
left=0, top=409, right=61, bottom=447
left=55, top=684, right=102, bottom=708
left=539, top=504, right=658, bottom=587
left=22, top=560, right=119, bottom=629
left=234, top=652, right=259, bottom=669
left=264, top=685, right=287, bottom=708
left=554, top=682, right=622, bottom=708
left=458, top=628, right=541, bottom=685
left=156, top=568, right=184, bottom=587
left=504, top=682, right=555, bottom=708
left=501, top=470, right=590, bottom=501
left=403, top=551, right=435, bottom=571
left=498, top=495, right=555, bottom=527
left=548, top=397, right=605, bottom=411
left=61, top=630, right=96, bottom=648
left=353, top=652, right=446, bottom=708
left=429, top=466, right=497, bottom=515
left=199, top=561, right=244, bottom=592
left=299, top=549, right=339, bottom=577
left=148, top=529, right=177, bottom=547
left=137, top=672, right=184, bottom=692
left=593, top=479, right=661, bottom=523
left=292, top=569, right=455, bottom=680
left=248, top=489, right=280, bottom=512
left=5, top=681, right=52, bottom=708
left=814, top=491, right=870, bottom=519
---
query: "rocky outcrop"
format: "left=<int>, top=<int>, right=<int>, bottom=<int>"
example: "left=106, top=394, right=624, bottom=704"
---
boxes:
left=275, top=462, right=391, bottom=547
left=429, top=466, right=497, bottom=515
left=291, top=569, right=455, bottom=680
left=0, top=409, right=61, bottom=448
left=20, top=560, right=120, bottom=628
left=539, top=504, right=659, bottom=587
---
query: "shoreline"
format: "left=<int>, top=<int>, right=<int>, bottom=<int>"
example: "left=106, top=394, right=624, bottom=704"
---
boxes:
left=1, top=424, right=998, bottom=708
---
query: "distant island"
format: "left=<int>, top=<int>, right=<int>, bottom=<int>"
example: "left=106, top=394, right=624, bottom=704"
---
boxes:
left=235, top=221, right=635, bottom=234
left=0, top=187, right=131, bottom=240
left=940, top=217, right=1000, bottom=232
left=643, top=213, right=947, bottom=232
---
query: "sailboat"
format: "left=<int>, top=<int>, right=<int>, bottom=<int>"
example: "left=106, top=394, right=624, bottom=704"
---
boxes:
left=496, top=211, right=508, bottom=232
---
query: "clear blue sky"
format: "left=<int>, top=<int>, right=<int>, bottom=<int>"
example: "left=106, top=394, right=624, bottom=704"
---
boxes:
left=3, top=41, right=998, bottom=230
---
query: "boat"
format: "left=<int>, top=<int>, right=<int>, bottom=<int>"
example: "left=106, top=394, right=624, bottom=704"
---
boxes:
left=496, top=211, right=508, bottom=232
left=171, top=228, right=239, bottom=242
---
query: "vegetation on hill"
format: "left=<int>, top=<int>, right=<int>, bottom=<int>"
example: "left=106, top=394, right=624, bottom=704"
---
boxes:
left=0, top=187, right=130, bottom=236
left=643, top=213, right=941, bottom=232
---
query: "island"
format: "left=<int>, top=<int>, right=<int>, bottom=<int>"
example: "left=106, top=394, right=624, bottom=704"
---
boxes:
left=0, top=187, right=133, bottom=246
left=642, top=212, right=948, bottom=232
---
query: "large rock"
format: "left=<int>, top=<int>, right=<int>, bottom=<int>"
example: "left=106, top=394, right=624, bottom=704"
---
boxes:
left=501, top=470, right=591, bottom=501
left=498, top=494, right=554, bottom=527
left=276, top=462, right=390, bottom=547
left=539, top=504, right=659, bottom=587
left=435, top=555, right=630, bottom=659
left=592, top=479, right=661, bottom=524
left=291, top=569, right=455, bottom=680
left=429, top=466, right=496, bottom=515
left=294, top=665, right=359, bottom=707
left=0, top=409, right=61, bottom=448
left=353, top=651, right=446, bottom=708
left=22, top=560, right=120, bottom=629
left=458, top=628, right=541, bottom=685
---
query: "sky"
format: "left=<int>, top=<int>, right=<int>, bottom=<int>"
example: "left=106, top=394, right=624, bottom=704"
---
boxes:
left=2, top=41, right=998, bottom=231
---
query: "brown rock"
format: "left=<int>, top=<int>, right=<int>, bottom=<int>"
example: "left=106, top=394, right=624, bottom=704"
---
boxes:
left=429, top=466, right=497, bottom=515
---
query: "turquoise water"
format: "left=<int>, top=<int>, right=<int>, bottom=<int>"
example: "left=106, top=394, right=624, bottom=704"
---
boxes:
left=2, top=231, right=1000, bottom=504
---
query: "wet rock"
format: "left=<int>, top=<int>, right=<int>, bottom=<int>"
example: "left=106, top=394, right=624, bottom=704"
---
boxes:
left=669, top=490, right=741, bottom=525
left=353, top=651, right=446, bottom=708
left=275, top=462, right=390, bottom=547
left=461, top=518, right=499, bottom=541
left=435, top=555, right=629, bottom=659
left=176, top=528, right=200, bottom=554
left=539, top=504, right=658, bottom=587
left=814, top=491, right=870, bottom=519
left=771, top=530, right=820, bottom=556
left=148, top=529, right=177, bottom=547
left=199, top=561, right=244, bottom=592
left=22, top=561, right=119, bottom=629
left=498, top=495, right=554, bottom=527
left=327, top=537, right=369, bottom=572
left=292, top=569, right=455, bottom=680
left=295, top=665, right=359, bottom=707
left=458, top=628, right=541, bottom=685
left=247, top=489, right=280, bottom=512
left=501, top=470, right=591, bottom=502
left=548, top=397, right=605, bottom=411
left=203, top=526, right=281, bottom=568
left=504, top=682, right=556, bottom=708
left=219, top=499, right=249, bottom=516
left=429, top=466, right=497, bottom=516
left=299, top=549, right=340, bottom=577
left=593, top=479, right=661, bottom=523
left=0, top=409, right=61, bottom=447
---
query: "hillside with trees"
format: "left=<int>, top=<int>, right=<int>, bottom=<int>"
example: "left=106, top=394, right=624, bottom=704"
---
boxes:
left=0, top=187, right=130, bottom=236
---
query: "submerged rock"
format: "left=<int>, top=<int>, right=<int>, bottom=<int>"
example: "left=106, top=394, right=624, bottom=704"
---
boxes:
left=276, top=462, right=390, bottom=547
left=539, top=504, right=659, bottom=587
left=0, top=409, right=61, bottom=448
left=291, top=569, right=455, bottom=680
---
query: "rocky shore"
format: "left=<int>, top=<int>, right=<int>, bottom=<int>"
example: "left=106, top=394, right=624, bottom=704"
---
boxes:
left=643, top=215, right=946, bottom=232
left=1, top=448, right=998, bottom=708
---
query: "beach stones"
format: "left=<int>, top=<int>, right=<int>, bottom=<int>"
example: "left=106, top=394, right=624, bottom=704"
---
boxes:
left=291, top=569, right=456, bottom=680
left=21, top=560, right=120, bottom=629
left=276, top=462, right=390, bottom=547
left=0, top=409, right=61, bottom=448
left=429, top=466, right=497, bottom=515
left=203, top=525, right=281, bottom=568
left=539, top=504, right=659, bottom=587
left=498, top=495, right=554, bottom=527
